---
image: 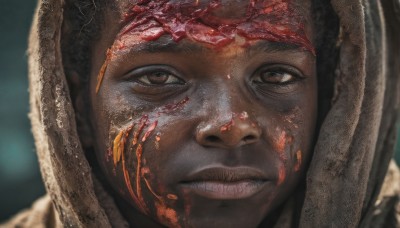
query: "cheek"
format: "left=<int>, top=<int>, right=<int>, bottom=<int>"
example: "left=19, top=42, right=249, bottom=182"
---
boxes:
left=265, top=105, right=314, bottom=187
left=98, top=97, right=190, bottom=227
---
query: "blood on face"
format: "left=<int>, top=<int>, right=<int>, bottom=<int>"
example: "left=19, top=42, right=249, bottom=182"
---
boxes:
left=95, top=0, right=314, bottom=93
left=109, top=97, right=190, bottom=226
left=121, top=0, right=314, bottom=51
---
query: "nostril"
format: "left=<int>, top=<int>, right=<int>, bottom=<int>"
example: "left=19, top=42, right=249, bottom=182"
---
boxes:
left=243, top=135, right=257, bottom=142
left=206, top=135, right=222, bottom=143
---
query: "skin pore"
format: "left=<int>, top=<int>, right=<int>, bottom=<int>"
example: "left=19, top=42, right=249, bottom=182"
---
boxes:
left=86, top=0, right=317, bottom=227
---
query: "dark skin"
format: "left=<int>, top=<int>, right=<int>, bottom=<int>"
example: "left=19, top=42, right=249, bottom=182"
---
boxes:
left=78, top=0, right=317, bottom=227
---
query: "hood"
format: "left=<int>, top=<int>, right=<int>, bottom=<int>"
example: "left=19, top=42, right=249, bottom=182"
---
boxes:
left=25, top=0, right=400, bottom=227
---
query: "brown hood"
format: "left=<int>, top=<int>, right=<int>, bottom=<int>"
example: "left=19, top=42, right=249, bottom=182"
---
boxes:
left=4, top=0, right=400, bottom=227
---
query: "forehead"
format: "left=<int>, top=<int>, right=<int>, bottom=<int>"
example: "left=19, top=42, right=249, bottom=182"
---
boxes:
left=116, top=0, right=310, bottom=13
left=110, top=0, right=313, bottom=53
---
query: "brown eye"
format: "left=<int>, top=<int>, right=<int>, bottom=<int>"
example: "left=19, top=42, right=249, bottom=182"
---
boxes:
left=252, top=64, right=304, bottom=85
left=255, top=71, right=295, bottom=84
left=137, top=72, right=182, bottom=85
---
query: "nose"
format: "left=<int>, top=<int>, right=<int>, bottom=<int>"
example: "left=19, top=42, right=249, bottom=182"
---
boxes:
left=196, top=113, right=261, bottom=148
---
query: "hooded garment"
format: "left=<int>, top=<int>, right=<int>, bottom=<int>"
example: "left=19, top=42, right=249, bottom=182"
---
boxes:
left=2, top=0, right=400, bottom=227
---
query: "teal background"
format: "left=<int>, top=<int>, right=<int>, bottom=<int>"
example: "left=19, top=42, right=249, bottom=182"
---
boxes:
left=0, top=0, right=45, bottom=222
left=0, top=0, right=399, bottom=222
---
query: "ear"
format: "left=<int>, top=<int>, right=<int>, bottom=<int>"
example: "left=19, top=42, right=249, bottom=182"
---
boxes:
left=69, top=70, right=94, bottom=149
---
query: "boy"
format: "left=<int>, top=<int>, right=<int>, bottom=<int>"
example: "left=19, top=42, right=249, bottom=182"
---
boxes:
left=3, top=0, right=400, bottom=227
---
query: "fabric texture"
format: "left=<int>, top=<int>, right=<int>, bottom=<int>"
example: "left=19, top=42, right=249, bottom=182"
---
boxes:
left=2, top=0, right=400, bottom=227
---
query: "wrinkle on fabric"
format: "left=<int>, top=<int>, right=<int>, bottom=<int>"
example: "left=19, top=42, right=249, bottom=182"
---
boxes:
left=2, top=0, right=400, bottom=227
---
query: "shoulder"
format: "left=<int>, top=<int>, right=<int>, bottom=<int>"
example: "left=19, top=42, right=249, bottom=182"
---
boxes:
left=1, top=195, right=61, bottom=228
left=367, top=161, right=400, bottom=228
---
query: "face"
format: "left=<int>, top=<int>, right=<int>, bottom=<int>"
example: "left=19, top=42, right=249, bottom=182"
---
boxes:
left=88, top=0, right=317, bottom=227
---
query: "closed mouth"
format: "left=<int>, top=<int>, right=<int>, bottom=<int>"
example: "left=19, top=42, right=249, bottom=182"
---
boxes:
left=179, top=166, right=268, bottom=200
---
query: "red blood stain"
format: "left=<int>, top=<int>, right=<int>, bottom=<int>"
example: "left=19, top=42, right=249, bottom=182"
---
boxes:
left=142, top=120, right=158, bottom=142
left=220, top=112, right=251, bottom=132
left=122, top=156, right=147, bottom=213
left=275, top=130, right=287, bottom=155
left=109, top=109, right=190, bottom=222
left=156, top=202, right=181, bottom=228
left=113, top=125, right=148, bottom=213
left=141, top=166, right=163, bottom=201
left=121, top=0, right=314, bottom=53
left=96, top=48, right=113, bottom=94
left=133, top=115, right=149, bottom=146
left=135, top=144, right=147, bottom=209
left=141, top=166, right=150, bottom=175
left=273, top=129, right=289, bottom=185
left=141, top=163, right=181, bottom=227
left=113, top=130, right=124, bottom=166
left=220, top=112, right=238, bottom=132
left=220, top=116, right=235, bottom=132
left=143, top=176, right=163, bottom=201
left=112, top=123, right=135, bottom=166
left=110, top=115, right=160, bottom=215
left=96, top=1, right=315, bottom=94
left=277, top=163, right=286, bottom=185
left=160, top=97, right=190, bottom=114
left=294, top=150, right=302, bottom=172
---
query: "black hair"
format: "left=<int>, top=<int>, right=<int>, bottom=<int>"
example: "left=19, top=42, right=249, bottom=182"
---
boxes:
left=311, top=0, right=340, bottom=125
left=62, top=0, right=106, bottom=84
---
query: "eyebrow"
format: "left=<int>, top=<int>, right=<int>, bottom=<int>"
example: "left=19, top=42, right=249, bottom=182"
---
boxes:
left=118, top=36, right=310, bottom=56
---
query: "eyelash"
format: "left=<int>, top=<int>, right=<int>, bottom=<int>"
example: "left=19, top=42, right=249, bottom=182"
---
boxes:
left=124, top=64, right=304, bottom=92
left=126, top=66, right=185, bottom=86
left=252, top=65, right=304, bottom=86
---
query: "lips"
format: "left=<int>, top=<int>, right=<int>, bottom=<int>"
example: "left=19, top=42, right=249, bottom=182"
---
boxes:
left=179, top=166, right=268, bottom=200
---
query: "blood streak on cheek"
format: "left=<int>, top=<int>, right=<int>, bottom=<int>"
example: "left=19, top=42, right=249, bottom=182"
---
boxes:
left=277, top=164, right=286, bottom=186
left=109, top=114, right=156, bottom=214
left=294, top=150, right=302, bottom=172
left=141, top=166, right=163, bottom=201
left=275, top=130, right=288, bottom=157
left=159, top=96, right=190, bottom=114
left=273, top=129, right=294, bottom=186
left=112, top=123, right=148, bottom=213
left=133, top=115, right=149, bottom=146
left=142, top=120, right=158, bottom=142
left=108, top=98, right=189, bottom=224
left=96, top=48, right=113, bottom=94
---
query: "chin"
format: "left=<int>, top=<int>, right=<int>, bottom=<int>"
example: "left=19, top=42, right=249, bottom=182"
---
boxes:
left=181, top=211, right=264, bottom=228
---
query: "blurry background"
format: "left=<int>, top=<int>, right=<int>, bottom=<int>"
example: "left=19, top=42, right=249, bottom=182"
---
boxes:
left=0, top=0, right=400, bottom=223
left=0, top=0, right=45, bottom=222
